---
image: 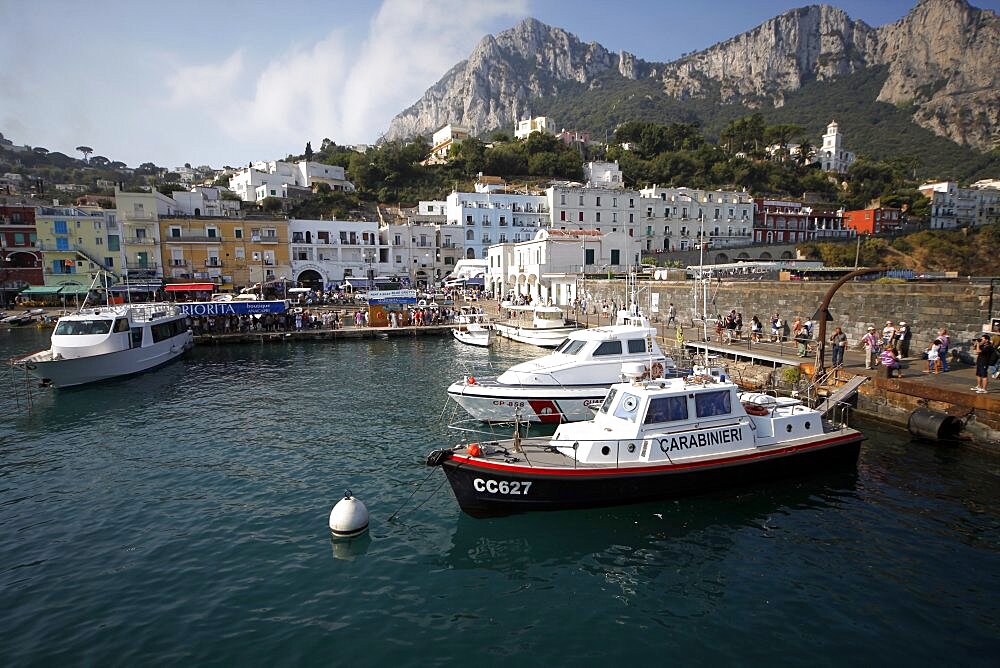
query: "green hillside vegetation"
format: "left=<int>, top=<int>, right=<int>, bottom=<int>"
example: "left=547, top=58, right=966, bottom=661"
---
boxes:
left=532, top=66, right=1000, bottom=183
left=799, top=223, right=1000, bottom=275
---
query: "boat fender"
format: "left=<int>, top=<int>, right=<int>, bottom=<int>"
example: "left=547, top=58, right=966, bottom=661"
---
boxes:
left=742, top=402, right=770, bottom=416
left=466, top=443, right=482, bottom=457
left=329, top=490, right=369, bottom=541
left=467, top=376, right=476, bottom=385
left=651, top=362, right=664, bottom=379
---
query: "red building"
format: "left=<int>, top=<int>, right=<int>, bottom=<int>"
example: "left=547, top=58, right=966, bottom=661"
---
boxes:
left=843, top=207, right=902, bottom=235
left=753, top=198, right=854, bottom=244
left=0, top=205, right=44, bottom=305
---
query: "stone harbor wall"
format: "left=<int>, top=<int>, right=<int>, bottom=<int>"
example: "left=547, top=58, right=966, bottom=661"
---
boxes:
left=577, top=279, right=994, bottom=362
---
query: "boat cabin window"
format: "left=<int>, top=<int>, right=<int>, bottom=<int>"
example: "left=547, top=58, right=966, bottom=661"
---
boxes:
left=54, top=319, right=113, bottom=336
left=130, top=328, right=143, bottom=348
left=613, top=392, right=642, bottom=421
left=593, top=340, right=623, bottom=356
left=556, top=340, right=587, bottom=355
left=627, top=339, right=646, bottom=354
left=644, top=396, right=689, bottom=424
left=599, top=388, right=617, bottom=414
left=695, top=390, right=732, bottom=418
left=113, top=318, right=130, bottom=333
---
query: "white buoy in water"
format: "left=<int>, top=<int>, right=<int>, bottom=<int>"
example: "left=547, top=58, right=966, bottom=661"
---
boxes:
left=329, top=490, right=369, bottom=540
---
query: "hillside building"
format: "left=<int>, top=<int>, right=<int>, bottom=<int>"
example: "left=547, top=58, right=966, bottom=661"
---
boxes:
left=228, top=160, right=354, bottom=203
left=843, top=207, right=903, bottom=235
left=445, top=187, right=549, bottom=261
left=920, top=181, right=1000, bottom=229
left=35, top=206, right=120, bottom=295
left=427, top=124, right=471, bottom=163
left=514, top=116, right=554, bottom=140
left=638, top=186, right=755, bottom=253
left=815, top=120, right=855, bottom=174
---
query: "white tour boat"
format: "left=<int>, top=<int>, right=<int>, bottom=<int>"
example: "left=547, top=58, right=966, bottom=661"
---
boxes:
left=452, top=307, right=494, bottom=347
left=14, top=302, right=193, bottom=388
left=429, top=363, right=864, bottom=516
left=492, top=304, right=578, bottom=348
left=447, top=307, right=675, bottom=423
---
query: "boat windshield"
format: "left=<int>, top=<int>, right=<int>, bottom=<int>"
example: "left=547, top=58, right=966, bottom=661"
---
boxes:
left=54, top=319, right=113, bottom=336
left=555, top=340, right=586, bottom=355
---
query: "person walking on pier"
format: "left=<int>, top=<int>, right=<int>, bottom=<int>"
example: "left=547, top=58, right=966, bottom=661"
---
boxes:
left=925, top=339, right=943, bottom=374
left=973, top=334, right=996, bottom=394
left=938, top=328, right=951, bottom=372
left=666, top=303, right=676, bottom=327
left=861, top=326, right=880, bottom=370
left=897, top=321, right=912, bottom=358
left=830, top=327, right=847, bottom=368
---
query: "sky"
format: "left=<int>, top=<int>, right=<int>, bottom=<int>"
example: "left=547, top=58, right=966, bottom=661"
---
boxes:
left=2, top=0, right=996, bottom=170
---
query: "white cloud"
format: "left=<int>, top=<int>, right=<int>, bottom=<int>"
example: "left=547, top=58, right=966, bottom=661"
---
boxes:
left=162, top=0, right=527, bottom=156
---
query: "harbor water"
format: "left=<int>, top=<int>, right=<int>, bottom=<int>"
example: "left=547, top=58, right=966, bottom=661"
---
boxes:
left=1, top=327, right=998, bottom=665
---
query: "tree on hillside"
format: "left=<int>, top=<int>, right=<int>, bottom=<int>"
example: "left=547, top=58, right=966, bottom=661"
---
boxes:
left=89, top=156, right=110, bottom=167
left=76, top=146, right=93, bottom=162
left=304, top=141, right=313, bottom=161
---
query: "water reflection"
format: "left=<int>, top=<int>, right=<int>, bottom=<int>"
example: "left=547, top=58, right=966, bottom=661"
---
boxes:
left=442, top=469, right=861, bottom=575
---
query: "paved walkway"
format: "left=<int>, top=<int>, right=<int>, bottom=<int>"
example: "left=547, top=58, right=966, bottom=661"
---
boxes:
left=676, top=335, right=999, bottom=406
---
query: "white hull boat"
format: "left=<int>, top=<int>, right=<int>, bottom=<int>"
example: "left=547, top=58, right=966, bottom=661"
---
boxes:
left=14, top=302, right=193, bottom=388
left=448, top=308, right=675, bottom=423
left=493, top=304, right=577, bottom=348
left=430, top=363, right=864, bottom=516
left=453, top=308, right=494, bottom=347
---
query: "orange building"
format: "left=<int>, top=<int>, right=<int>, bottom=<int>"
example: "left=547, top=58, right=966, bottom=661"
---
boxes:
left=843, top=207, right=902, bottom=235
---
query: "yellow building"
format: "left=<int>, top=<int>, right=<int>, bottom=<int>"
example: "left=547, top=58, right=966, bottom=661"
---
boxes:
left=35, top=205, right=121, bottom=298
left=158, top=216, right=290, bottom=291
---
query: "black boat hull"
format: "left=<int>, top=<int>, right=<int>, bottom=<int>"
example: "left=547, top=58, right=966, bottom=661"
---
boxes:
left=438, top=433, right=863, bottom=517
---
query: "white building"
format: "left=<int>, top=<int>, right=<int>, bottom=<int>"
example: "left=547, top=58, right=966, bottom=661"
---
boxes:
left=816, top=120, right=855, bottom=174
left=445, top=186, right=549, bottom=261
left=170, top=186, right=241, bottom=218
left=583, top=161, right=624, bottom=189
left=638, top=186, right=755, bottom=252
left=514, top=116, right=554, bottom=140
left=288, top=219, right=382, bottom=289
left=487, top=228, right=630, bottom=306
left=228, top=160, right=354, bottom=202
left=920, top=181, right=1000, bottom=229
left=427, top=124, right=471, bottom=163
left=115, top=187, right=179, bottom=281
left=547, top=184, right=643, bottom=266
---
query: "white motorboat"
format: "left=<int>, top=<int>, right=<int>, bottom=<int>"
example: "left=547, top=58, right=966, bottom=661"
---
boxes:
left=453, top=307, right=494, bottom=347
left=429, top=363, right=864, bottom=516
left=14, top=302, right=193, bottom=388
left=492, top=304, right=577, bottom=348
left=448, top=307, right=675, bottom=423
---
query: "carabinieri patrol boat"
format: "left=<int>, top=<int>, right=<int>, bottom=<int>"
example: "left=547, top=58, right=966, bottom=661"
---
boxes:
left=428, top=362, right=864, bottom=517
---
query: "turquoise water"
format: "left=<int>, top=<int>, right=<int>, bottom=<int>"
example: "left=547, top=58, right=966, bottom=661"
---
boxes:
left=1, top=327, right=998, bottom=665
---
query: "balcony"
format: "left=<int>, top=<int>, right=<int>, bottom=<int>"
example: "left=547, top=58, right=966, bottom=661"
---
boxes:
left=205, top=259, right=223, bottom=268
left=169, top=259, right=190, bottom=268
left=125, top=237, right=156, bottom=245
left=165, top=234, right=222, bottom=242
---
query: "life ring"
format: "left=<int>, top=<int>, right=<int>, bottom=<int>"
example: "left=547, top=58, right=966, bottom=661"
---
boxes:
left=650, top=362, right=665, bottom=379
left=742, top=402, right=770, bottom=416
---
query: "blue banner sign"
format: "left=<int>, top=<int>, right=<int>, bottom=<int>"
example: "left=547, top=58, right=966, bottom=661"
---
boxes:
left=178, top=300, right=288, bottom=316
left=368, top=289, right=417, bottom=305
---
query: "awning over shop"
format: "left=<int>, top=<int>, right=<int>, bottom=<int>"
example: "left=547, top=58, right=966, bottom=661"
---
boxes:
left=164, top=283, right=216, bottom=292
left=57, top=285, right=93, bottom=296
left=109, top=284, right=160, bottom=293
left=18, top=286, right=63, bottom=295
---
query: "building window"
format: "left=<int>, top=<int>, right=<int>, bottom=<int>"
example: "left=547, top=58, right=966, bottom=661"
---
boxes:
left=54, top=220, right=68, bottom=234
left=169, top=227, right=181, bottom=238
left=235, top=228, right=243, bottom=239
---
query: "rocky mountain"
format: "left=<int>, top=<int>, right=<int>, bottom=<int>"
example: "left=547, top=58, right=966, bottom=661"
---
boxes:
left=383, top=0, right=999, bottom=153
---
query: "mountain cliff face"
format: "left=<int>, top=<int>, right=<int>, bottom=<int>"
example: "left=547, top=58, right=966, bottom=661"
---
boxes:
left=382, top=0, right=999, bottom=152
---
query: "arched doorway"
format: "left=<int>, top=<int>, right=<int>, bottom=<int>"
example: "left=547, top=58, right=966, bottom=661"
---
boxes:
left=714, top=253, right=730, bottom=264
left=759, top=252, right=773, bottom=261
left=780, top=251, right=793, bottom=259
left=296, top=269, right=323, bottom=289
left=737, top=252, right=750, bottom=260
left=466, top=248, right=476, bottom=259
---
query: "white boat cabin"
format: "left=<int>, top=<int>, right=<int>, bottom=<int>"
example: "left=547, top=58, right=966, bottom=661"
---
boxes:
left=553, top=367, right=825, bottom=465
left=48, top=304, right=188, bottom=359
left=497, top=325, right=671, bottom=386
